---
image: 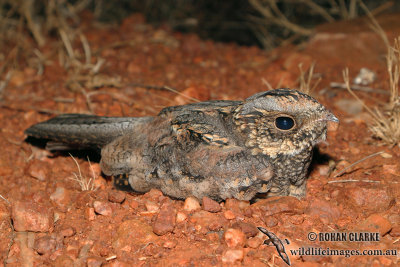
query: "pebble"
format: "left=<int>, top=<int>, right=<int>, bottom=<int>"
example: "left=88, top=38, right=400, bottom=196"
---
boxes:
left=50, top=187, right=70, bottom=212
left=153, top=202, right=176, bottom=235
left=251, top=196, right=305, bottom=217
left=102, top=260, right=131, bottom=267
left=221, top=249, right=244, bottom=263
left=389, top=226, right=400, bottom=237
left=87, top=256, right=105, bottom=267
left=34, top=235, right=57, bottom=255
left=356, top=214, right=392, bottom=236
left=202, top=196, right=221, bottom=213
left=176, top=211, right=188, bottom=223
left=344, top=186, right=394, bottom=212
left=307, top=199, right=341, bottom=222
left=191, top=210, right=226, bottom=231
left=93, top=201, right=112, bottom=216
left=224, top=228, right=246, bottom=248
left=145, top=201, right=159, bottom=213
left=108, top=190, right=126, bottom=203
left=232, top=221, right=259, bottom=238
left=224, top=210, right=236, bottom=220
left=113, top=219, right=158, bottom=251
left=60, top=226, right=76, bottom=237
left=163, top=240, right=177, bottom=249
left=12, top=201, right=53, bottom=232
left=26, top=159, right=50, bottom=181
left=85, top=207, right=96, bottom=221
left=183, top=197, right=201, bottom=212
left=247, top=237, right=263, bottom=248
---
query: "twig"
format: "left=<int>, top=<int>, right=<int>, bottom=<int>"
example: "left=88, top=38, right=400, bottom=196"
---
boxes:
left=330, top=82, right=390, bottom=95
left=333, top=151, right=384, bottom=178
left=328, top=179, right=380, bottom=184
left=128, top=83, right=200, bottom=102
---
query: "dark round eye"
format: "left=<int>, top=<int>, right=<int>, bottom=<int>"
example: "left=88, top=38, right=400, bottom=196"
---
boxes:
left=275, top=116, right=295, bottom=130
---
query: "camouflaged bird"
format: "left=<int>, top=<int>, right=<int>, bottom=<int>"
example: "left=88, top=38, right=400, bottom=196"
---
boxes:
left=25, top=88, right=338, bottom=201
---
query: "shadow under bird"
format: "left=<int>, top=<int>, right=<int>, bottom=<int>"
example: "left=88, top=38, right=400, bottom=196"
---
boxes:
left=25, top=88, right=338, bottom=201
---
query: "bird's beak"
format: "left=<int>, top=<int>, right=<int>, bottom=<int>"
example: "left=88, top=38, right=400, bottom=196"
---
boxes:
left=324, top=111, right=339, bottom=123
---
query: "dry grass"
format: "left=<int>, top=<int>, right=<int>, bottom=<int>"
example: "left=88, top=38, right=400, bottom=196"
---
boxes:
left=298, top=63, right=321, bottom=95
left=343, top=37, right=400, bottom=146
left=69, top=155, right=98, bottom=191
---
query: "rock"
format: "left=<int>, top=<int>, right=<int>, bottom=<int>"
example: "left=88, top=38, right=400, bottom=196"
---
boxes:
left=225, top=198, right=250, bottom=211
left=307, top=199, right=341, bottom=222
left=356, top=214, right=392, bottom=236
left=12, top=201, right=53, bottom=232
left=53, top=255, right=74, bottom=266
left=224, top=228, right=246, bottom=248
left=145, top=201, right=159, bottom=213
left=202, top=197, right=221, bottom=213
left=176, top=211, right=188, bottom=223
left=87, top=256, right=105, bottom=267
left=264, top=216, right=278, bottom=227
left=85, top=207, right=96, bottom=221
left=389, top=226, right=400, bottom=237
left=60, top=226, right=76, bottom=237
left=34, top=235, right=57, bottom=255
left=163, top=240, right=177, bottom=249
left=143, top=188, right=163, bottom=201
left=221, top=249, right=244, bottom=263
left=232, top=221, right=259, bottom=238
left=50, top=187, right=70, bottom=212
left=251, top=196, right=305, bottom=217
left=102, top=260, right=131, bottom=267
left=93, top=201, right=112, bottom=216
left=247, top=237, right=263, bottom=248
left=191, top=210, right=227, bottom=231
left=153, top=202, right=176, bottom=235
left=344, top=186, right=394, bottom=213
left=113, top=219, right=158, bottom=251
left=108, top=190, right=126, bottom=203
left=26, top=159, right=51, bottom=181
left=223, top=210, right=236, bottom=220
left=183, top=197, right=201, bottom=212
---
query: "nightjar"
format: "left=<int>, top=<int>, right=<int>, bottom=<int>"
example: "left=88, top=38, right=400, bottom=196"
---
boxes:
left=25, top=88, right=338, bottom=201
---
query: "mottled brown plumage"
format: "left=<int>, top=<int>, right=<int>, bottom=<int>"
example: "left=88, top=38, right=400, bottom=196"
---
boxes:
left=25, top=88, right=338, bottom=201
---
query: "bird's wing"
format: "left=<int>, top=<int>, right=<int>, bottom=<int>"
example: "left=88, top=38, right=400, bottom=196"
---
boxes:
left=161, top=102, right=240, bottom=146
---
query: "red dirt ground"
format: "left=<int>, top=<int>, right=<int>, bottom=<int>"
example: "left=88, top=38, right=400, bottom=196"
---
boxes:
left=1, top=12, right=400, bottom=266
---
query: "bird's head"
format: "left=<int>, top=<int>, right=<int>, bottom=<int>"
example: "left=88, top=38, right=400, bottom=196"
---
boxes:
left=233, top=88, right=338, bottom=158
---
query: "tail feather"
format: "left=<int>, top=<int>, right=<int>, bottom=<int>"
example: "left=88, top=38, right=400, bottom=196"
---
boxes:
left=25, top=114, right=152, bottom=149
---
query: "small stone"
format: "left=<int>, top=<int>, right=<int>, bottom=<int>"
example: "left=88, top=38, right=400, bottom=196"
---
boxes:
left=34, top=235, right=57, bottom=255
left=54, top=255, right=74, bottom=266
left=232, top=221, right=259, bottom=238
left=87, top=256, right=105, bottom=267
left=12, top=201, right=53, bottom=232
left=247, top=237, right=263, bottom=248
left=202, top=197, right=221, bottom=213
left=344, top=186, right=394, bottom=213
left=145, top=201, right=159, bottom=213
left=144, top=189, right=163, bottom=200
left=224, top=210, right=236, bottom=220
left=251, top=196, right=305, bottom=217
left=307, top=199, right=340, bottom=222
left=93, top=201, right=112, bottom=216
left=264, top=216, right=278, bottom=227
left=183, top=197, right=201, bottom=212
left=50, top=187, right=70, bottom=212
left=85, top=207, right=96, bottom=221
left=129, top=199, right=139, bottom=210
left=60, top=226, right=76, bottom=237
left=163, top=240, right=177, bottom=248
left=224, top=228, right=246, bottom=248
left=113, top=219, right=158, bottom=251
left=153, top=202, right=176, bottom=235
left=289, top=214, right=305, bottom=225
left=102, top=260, right=131, bottom=267
left=26, top=159, right=50, bottom=181
left=356, top=214, right=392, bottom=236
left=176, top=211, right=187, bottom=223
left=108, top=190, right=126, bottom=203
left=221, top=249, right=244, bottom=263
left=191, top=210, right=227, bottom=231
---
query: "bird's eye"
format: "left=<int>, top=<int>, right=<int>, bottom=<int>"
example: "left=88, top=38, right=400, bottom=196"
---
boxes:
left=275, top=116, right=295, bottom=130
